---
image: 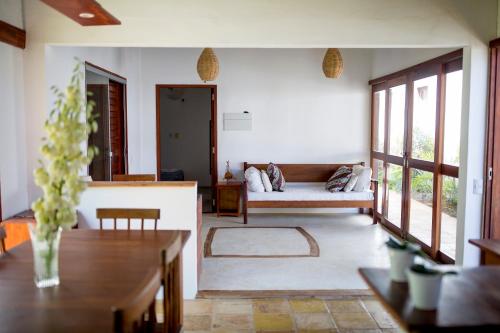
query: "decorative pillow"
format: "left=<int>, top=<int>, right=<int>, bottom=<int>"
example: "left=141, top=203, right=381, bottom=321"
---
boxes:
left=352, top=165, right=372, bottom=192
left=266, top=163, right=286, bottom=191
left=325, top=166, right=352, bottom=192
left=343, top=174, right=358, bottom=192
left=261, top=170, right=273, bottom=192
left=244, top=167, right=265, bottom=192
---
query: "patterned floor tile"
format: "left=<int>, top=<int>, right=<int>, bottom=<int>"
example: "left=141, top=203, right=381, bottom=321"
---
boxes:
left=326, top=300, right=364, bottom=313
left=361, top=300, right=386, bottom=313
left=185, top=299, right=213, bottom=315
left=253, top=299, right=291, bottom=313
left=214, top=299, right=253, bottom=314
left=337, top=329, right=381, bottom=333
left=289, top=299, right=327, bottom=313
left=331, top=312, right=378, bottom=330
left=184, top=314, right=213, bottom=331
left=295, top=313, right=334, bottom=330
left=212, top=314, right=253, bottom=330
left=254, top=313, right=294, bottom=331
left=370, top=311, right=398, bottom=329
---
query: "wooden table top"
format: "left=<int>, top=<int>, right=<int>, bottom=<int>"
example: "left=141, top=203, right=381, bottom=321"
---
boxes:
left=359, top=267, right=500, bottom=332
left=469, top=239, right=500, bottom=256
left=0, top=229, right=190, bottom=333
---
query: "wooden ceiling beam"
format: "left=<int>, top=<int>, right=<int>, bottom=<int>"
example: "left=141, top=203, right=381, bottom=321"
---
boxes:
left=40, top=0, right=121, bottom=26
left=0, top=20, right=26, bottom=49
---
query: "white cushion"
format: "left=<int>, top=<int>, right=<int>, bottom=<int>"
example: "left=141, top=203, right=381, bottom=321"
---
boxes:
left=261, top=170, right=273, bottom=192
left=352, top=165, right=372, bottom=192
left=247, top=182, right=374, bottom=201
left=344, top=174, right=358, bottom=192
left=245, top=167, right=265, bottom=192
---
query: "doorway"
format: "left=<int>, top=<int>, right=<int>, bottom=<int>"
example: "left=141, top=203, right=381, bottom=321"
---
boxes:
left=156, top=85, right=217, bottom=213
left=85, top=62, right=128, bottom=181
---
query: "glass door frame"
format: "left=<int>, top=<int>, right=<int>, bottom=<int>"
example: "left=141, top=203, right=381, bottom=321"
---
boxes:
left=370, top=50, right=463, bottom=264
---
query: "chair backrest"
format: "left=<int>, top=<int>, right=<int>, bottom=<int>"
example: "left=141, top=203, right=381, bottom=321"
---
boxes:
left=113, top=174, right=156, bottom=181
left=0, top=225, right=6, bottom=254
left=112, top=268, right=161, bottom=333
left=160, top=231, right=184, bottom=332
left=96, top=208, right=160, bottom=230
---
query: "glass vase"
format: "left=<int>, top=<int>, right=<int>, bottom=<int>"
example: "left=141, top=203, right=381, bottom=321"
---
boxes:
left=28, top=224, right=62, bottom=288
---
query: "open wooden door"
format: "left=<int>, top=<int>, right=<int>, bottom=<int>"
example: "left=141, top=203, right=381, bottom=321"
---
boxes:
left=86, top=62, right=128, bottom=181
left=484, top=39, right=500, bottom=239
left=87, top=84, right=110, bottom=181
left=109, top=80, right=127, bottom=176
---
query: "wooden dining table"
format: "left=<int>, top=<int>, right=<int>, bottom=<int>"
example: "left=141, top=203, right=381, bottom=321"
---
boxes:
left=359, top=267, right=500, bottom=332
left=0, top=229, right=189, bottom=332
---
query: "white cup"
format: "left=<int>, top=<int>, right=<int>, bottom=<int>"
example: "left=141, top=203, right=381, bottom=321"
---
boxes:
left=388, top=248, right=415, bottom=282
left=407, top=268, right=443, bottom=310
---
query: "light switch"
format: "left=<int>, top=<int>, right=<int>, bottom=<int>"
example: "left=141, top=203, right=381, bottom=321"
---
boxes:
left=473, top=179, right=483, bottom=194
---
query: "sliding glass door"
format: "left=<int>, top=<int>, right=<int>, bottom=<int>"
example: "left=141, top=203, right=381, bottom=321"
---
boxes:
left=370, top=50, right=462, bottom=263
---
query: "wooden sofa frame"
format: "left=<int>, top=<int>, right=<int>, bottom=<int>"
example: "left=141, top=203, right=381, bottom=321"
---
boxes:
left=242, top=162, right=378, bottom=225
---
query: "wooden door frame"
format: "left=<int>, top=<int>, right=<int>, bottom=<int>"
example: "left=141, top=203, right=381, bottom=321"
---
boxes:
left=85, top=62, right=129, bottom=174
left=155, top=84, right=218, bottom=190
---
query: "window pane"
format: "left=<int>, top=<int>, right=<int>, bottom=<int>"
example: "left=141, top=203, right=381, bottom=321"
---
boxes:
left=385, top=164, right=403, bottom=228
left=389, top=84, right=406, bottom=156
left=441, top=176, right=458, bottom=259
left=409, top=168, right=434, bottom=246
left=412, top=76, right=437, bottom=162
left=443, top=70, right=462, bottom=166
left=372, top=159, right=384, bottom=213
left=373, top=90, right=386, bottom=152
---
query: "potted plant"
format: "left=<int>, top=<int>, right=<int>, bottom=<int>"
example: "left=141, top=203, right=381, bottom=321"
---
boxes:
left=407, top=264, right=456, bottom=310
left=386, top=237, right=423, bottom=282
left=30, top=61, right=98, bottom=288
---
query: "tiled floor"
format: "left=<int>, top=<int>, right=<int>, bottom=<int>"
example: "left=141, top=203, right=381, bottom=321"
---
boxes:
left=176, top=297, right=404, bottom=333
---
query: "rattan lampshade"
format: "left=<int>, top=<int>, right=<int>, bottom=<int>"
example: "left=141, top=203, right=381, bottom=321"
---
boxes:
left=322, top=48, right=343, bottom=78
left=197, top=48, right=219, bottom=82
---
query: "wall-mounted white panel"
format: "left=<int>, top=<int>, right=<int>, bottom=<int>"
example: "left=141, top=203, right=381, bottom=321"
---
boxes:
left=223, top=112, right=252, bottom=131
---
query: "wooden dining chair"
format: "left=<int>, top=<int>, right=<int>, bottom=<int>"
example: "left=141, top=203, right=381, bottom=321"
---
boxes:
left=0, top=225, right=6, bottom=254
left=96, top=208, right=160, bottom=230
left=112, top=268, right=162, bottom=333
left=113, top=174, right=156, bottom=181
left=160, top=231, right=184, bottom=333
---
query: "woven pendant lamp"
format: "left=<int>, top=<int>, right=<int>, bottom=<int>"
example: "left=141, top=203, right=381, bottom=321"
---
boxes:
left=197, top=48, right=219, bottom=82
left=322, top=48, right=343, bottom=78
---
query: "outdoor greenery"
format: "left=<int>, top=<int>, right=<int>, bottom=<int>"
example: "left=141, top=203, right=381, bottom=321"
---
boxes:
left=382, top=129, right=458, bottom=217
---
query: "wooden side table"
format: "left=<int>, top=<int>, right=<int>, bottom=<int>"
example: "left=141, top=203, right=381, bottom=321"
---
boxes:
left=469, top=239, right=500, bottom=265
left=216, top=181, right=243, bottom=217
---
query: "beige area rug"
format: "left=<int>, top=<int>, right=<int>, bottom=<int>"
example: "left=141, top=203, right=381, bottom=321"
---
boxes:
left=204, top=227, right=319, bottom=258
left=199, top=214, right=391, bottom=291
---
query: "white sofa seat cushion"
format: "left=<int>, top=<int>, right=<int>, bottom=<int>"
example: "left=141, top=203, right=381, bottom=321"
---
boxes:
left=247, top=182, right=373, bottom=201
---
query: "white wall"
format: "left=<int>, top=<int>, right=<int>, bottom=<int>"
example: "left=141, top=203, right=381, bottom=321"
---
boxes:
left=0, top=42, right=28, bottom=219
left=160, top=88, right=212, bottom=186
left=42, top=46, right=145, bottom=183
left=141, top=48, right=373, bottom=178
left=77, top=183, right=199, bottom=298
left=0, top=0, right=27, bottom=219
